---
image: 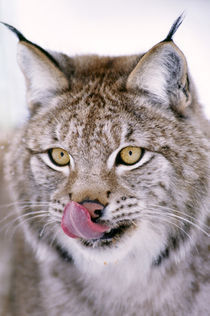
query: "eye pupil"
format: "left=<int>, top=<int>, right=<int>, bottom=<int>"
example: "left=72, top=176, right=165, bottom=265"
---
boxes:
left=129, top=151, right=132, bottom=156
left=60, top=152, right=64, bottom=157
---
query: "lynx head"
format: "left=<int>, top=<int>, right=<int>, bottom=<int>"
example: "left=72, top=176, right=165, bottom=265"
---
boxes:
left=3, top=16, right=209, bottom=271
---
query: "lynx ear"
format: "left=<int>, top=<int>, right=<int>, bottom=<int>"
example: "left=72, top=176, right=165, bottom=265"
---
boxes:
left=2, top=23, right=69, bottom=113
left=127, top=17, right=191, bottom=114
left=17, top=42, right=69, bottom=111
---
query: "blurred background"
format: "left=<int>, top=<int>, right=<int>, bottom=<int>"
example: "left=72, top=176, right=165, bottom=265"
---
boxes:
left=0, top=0, right=210, bottom=130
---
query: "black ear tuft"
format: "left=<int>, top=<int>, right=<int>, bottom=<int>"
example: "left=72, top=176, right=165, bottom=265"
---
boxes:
left=164, top=14, right=185, bottom=42
left=1, top=21, right=60, bottom=69
left=0, top=22, right=27, bottom=41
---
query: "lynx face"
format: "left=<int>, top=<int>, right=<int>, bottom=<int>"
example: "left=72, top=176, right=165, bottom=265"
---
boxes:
left=4, top=19, right=209, bottom=267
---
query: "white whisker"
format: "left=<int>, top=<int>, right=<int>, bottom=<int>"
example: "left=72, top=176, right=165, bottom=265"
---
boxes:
left=50, top=227, right=60, bottom=247
left=1, top=210, right=49, bottom=231
left=9, top=214, right=50, bottom=239
left=143, top=213, right=195, bottom=249
left=148, top=203, right=209, bottom=230
left=145, top=209, right=209, bottom=237
left=0, top=201, right=50, bottom=209
left=39, top=220, right=56, bottom=238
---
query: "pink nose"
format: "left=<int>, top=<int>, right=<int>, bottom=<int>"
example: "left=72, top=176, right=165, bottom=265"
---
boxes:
left=81, top=201, right=104, bottom=218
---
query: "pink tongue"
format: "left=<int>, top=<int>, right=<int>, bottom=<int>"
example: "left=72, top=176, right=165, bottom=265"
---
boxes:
left=61, top=201, right=109, bottom=240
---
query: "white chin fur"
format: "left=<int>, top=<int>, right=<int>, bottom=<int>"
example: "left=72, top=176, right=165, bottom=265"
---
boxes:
left=56, top=221, right=166, bottom=275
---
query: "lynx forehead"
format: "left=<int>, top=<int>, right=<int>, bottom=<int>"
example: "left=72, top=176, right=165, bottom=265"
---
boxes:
left=1, top=16, right=209, bottom=316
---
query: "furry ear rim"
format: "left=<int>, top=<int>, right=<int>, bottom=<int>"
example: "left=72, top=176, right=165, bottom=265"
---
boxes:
left=126, top=15, right=192, bottom=115
left=17, top=41, right=69, bottom=111
left=1, top=22, right=69, bottom=113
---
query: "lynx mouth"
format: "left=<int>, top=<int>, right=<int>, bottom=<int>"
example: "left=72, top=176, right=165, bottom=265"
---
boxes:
left=61, top=201, right=135, bottom=247
left=81, top=221, right=134, bottom=247
left=100, top=222, right=132, bottom=240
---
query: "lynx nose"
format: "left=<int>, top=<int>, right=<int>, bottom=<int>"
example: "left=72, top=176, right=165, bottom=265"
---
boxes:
left=80, top=200, right=104, bottom=219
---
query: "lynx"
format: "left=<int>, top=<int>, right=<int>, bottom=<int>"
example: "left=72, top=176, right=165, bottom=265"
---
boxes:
left=0, top=16, right=209, bottom=315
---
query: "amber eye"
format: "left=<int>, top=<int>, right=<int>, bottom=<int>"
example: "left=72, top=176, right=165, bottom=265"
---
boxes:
left=48, top=148, right=70, bottom=166
left=117, top=146, right=143, bottom=166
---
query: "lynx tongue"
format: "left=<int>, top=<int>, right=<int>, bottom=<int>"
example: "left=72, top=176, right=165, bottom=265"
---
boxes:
left=61, top=201, right=109, bottom=240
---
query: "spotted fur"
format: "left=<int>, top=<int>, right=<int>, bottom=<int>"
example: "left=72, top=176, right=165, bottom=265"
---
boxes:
left=0, top=17, right=209, bottom=315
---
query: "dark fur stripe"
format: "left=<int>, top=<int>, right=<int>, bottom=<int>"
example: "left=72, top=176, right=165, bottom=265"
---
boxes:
left=153, top=247, right=170, bottom=266
left=153, top=235, right=179, bottom=267
left=55, top=244, right=72, bottom=263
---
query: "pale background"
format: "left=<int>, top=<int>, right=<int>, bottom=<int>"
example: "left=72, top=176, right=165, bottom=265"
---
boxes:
left=0, top=0, right=210, bottom=130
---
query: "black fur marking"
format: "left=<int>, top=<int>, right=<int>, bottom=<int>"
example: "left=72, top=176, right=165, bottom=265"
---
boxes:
left=1, top=22, right=60, bottom=69
left=125, top=127, right=134, bottom=139
left=55, top=244, right=73, bottom=263
left=106, top=191, right=111, bottom=198
left=153, top=247, right=170, bottom=266
left=1, top=22, right=26, bottom=41
left=153, top=235, right=179, bottom=267
left=164, top=14, right=184, bottom=42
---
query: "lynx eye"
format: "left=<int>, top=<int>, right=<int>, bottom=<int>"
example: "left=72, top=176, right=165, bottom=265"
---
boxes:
left=48, top=148, right=70, bottom=166
left=117, top=146, right=143, bottom=166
